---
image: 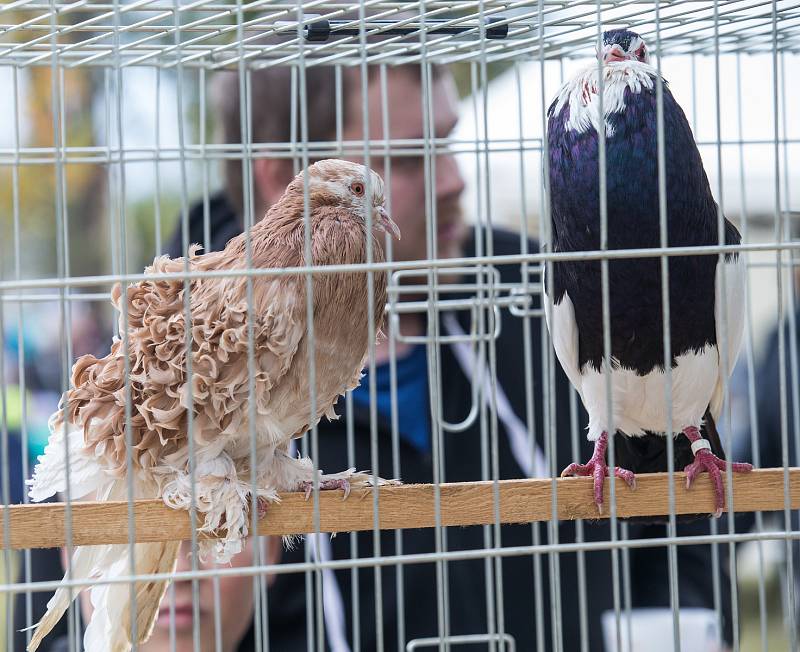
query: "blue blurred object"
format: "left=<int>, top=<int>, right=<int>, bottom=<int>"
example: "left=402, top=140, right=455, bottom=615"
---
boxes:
left=4, top=310, right=74, bottom=460
left=1, top=385, right=31, bottom=503
left=2, top=430, right=25, bottom=504
left=351, top=344, right=431, bottom=454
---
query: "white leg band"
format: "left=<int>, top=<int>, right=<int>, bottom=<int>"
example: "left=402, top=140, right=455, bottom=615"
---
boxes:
left=690, top=438, right=712, bottom=456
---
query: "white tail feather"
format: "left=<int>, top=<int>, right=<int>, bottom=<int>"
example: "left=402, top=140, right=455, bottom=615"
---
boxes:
left=26, top=544, right=112, bottom=652
left=82, top=540, right=180, bottom=652
left=27, top=476, right=180, bottom=652
left=28, top=415, right=105, bottom=502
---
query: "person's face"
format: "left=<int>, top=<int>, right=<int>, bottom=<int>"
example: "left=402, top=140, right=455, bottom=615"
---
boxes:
left=143, top=538, right=271, bottom=652
left=342, top=69, right=467, bottom=265
left=75, top=537, right=280, bottom=652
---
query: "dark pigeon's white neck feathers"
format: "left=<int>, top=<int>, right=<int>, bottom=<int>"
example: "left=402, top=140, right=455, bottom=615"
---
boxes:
left=552, top=60, right=661, bottom=137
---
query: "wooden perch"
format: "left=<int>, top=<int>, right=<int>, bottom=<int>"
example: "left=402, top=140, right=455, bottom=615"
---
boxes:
left=1, top=468, right=798, bottom=550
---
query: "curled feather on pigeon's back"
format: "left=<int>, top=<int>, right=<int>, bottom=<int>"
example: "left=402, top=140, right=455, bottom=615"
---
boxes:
left=57, top=159, right=396, bottom=476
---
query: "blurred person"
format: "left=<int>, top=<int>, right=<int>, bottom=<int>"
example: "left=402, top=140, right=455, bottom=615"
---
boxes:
left=162, top=59, right=735, bottom=650
left=17, top=47, right=735, bottom=652
left=734, top=253, right=800, bottom=468
left=17, top=536, right=280, bottom=652
left=733, top=257, right=800, bottom=634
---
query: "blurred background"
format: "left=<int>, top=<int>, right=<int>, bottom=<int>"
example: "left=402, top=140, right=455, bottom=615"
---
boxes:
left=0, top=2, right=798, bottom=650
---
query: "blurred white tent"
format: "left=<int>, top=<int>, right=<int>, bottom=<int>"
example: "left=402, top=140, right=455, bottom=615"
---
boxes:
left=455, top=53, right=799, bottom=233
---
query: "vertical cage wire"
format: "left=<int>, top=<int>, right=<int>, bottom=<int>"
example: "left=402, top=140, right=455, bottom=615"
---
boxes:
left=0, top=3, right=799, bottom=652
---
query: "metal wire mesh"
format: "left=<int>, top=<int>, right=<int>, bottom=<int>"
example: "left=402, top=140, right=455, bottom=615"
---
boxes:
left=0, top=2, right=799, bottom=652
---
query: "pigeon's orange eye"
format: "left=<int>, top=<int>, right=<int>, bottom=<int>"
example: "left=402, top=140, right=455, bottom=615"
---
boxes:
left=350, top=181, right=365, bottom=197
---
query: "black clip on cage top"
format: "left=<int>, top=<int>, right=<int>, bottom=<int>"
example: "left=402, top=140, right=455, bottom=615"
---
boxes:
left=301, top=15, right=509, bottom=42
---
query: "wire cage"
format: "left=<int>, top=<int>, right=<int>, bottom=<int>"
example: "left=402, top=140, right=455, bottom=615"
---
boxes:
left=1, top=2, right=799, bottom=652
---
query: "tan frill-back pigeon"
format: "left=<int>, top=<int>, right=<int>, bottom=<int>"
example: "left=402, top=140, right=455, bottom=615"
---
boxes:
left=27, top=159, right=401, bottom=652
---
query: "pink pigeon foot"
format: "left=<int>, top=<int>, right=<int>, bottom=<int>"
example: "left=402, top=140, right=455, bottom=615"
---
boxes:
left=682, top=426, right=753, bottom=517
left=561, top=431, right=636, bottom=513
left=301, top=478, right=351, bottom=501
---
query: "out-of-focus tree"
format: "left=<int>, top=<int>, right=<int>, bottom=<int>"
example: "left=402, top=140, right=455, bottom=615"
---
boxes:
left=0, top=8, right=108, bottom=281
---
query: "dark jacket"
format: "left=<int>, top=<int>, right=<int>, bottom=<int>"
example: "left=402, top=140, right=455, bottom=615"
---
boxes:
left=16, top=192, right=733, bottom=652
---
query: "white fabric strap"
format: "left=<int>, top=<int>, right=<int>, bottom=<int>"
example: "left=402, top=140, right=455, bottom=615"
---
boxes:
left=290, top=438, right=352, bottom=652
left=443, top=313, right=550, bottom=479
left=303, top=314, right=551, bottom=652
left=690, top=438, right=712, bottom=456
left=307, top=533, right=352, bottom=652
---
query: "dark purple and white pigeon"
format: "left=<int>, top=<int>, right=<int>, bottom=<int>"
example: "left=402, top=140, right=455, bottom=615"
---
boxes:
left=544, top=28, right=752, bottom=516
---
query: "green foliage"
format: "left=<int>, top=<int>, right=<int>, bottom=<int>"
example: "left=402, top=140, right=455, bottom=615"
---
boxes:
left=451, top=61, right=515, bottom=99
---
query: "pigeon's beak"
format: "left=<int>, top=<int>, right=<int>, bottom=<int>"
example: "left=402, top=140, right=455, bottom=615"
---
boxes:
left=601, top=44, right=628, bottom=64
left=374, top=206, right=401, bottom=240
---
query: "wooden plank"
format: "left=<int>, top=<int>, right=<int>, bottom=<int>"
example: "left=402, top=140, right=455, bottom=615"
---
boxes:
left=1, top=468, right=797, bottom=550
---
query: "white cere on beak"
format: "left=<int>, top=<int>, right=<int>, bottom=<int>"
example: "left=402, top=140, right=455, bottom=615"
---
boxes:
left=601, top=43, right=628, bottom=64
left=373, top=205, right=401, bottom=240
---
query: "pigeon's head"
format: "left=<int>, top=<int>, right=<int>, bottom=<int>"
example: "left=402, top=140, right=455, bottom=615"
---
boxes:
left=599, top=29, right=649, bottom=65
left=302, top=159, right=401, bottom=240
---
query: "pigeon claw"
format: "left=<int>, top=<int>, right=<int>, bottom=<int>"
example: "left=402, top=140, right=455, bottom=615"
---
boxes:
left=683, top=450, right=753, bottom=517
left=561, top=432, right=636, bottom=513
left=301, top=478, right=352, bottom=501
left=561, top=459, right=636, bottom=513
